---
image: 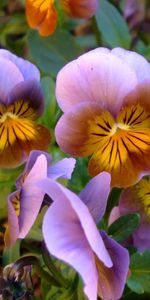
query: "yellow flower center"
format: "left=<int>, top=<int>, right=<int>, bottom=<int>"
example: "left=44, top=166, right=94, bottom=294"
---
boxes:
left=0, top=100, right=37, bottom=150
left=88, top=103, right=150, bottom=173
left=135, top=179, right=150, bottom=221
left=11, top=191, right=21, bottom=217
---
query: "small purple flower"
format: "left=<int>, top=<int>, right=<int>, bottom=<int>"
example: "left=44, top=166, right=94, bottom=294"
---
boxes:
left=5, top=150, right=76, bottom=247
left=109, top=178, right=150, bottom=252
left=39, top=172, right=129, bottom=300
left=0, top=50, right=50, bottom=168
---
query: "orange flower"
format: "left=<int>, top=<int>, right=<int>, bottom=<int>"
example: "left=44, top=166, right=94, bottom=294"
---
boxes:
left=26, top=0, right=99, bottom=36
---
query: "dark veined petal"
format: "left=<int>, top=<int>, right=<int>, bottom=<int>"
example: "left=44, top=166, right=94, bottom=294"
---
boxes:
left=8, top=80, right=44, bottom=116
left=0, top=120, right=51, bottom=168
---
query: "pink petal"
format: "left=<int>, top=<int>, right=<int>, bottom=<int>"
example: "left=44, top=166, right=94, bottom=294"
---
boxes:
left=18, top=154, right=48, bottom=238
left=108, top=207, right=121, bottom=226
left=111, top=47, right=150, bottom=82
left=56, top=50, right=137, bottom=115
left=79, top=172, right=111, bottom=223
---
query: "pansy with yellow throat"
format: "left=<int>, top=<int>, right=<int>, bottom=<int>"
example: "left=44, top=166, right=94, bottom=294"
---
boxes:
left=55, top=47, right=150, bottom=188
left=0, top=49, right=50, bottom=168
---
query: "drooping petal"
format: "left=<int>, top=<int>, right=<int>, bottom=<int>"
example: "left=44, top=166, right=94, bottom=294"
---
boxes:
left=56, top=51, right=137, bottom=114
left=61, top=0, right=98, bottom=19
left=97, top=231, right=129, bottom=300
left=55, top=102, right=102, bottom=156
left=26, top=0, right=58, bottom=36
left=8, top=80, right=44, bottom=115
left=0, top=57, right=24, bottom=103
left=43, top=200, right=98, bottom=300
left=5, top=191, right=20, bottom=247
left=48, top=158, right=76, bottom=179
left=16, top=150, right=52, bottom=189
left=39, top=178, right=112, bottom=267
left=0, top=49, right=40, bottom=81
left=18, top=154, right=48, bottom=238
left=79, top=172, right=111, bottom=223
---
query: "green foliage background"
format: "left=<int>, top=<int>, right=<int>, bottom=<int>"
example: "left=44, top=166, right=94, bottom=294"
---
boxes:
left=0, top=0, right=150, bottom=299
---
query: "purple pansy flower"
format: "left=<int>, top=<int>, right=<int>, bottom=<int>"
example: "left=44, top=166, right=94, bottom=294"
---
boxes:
left=39, top=172, right=129, bottom=300
left=5, top=150, right=76, bottom=247
left=55, top=47, right=150, bottom=188
left=109, top=178, right=150, bottom=252
left=0, top=49, right=50, bottom=168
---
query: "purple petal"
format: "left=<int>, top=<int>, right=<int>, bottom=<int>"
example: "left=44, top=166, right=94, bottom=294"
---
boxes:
left=18, top=154, right=48, bottom=238
left=89, top=47, right=150, bottom=83
left=43, top=201, right=98, bottom=300
left=133, top=221, right=150, bottom=252
left=97, top=231, right=129, bottom=300
left=8, top=80, right=44, bottom=115
left=56, top=50, right=137, bottom=115
left=39, top=179, right=112, bottom=267
left=47, top=158, right=76, bottom=180
left=5, top=191, right=20, bottom=247
left=108, top=207, right=121, bottom=226
left=0, top=49, right=40, bottom=81
left=16, top=150, right=52, bottom=189
left=79, top=172, right=111, bottom=224
left=111, top=48, right=150, bottom=82
left=0, top=57, right=23, bottom=103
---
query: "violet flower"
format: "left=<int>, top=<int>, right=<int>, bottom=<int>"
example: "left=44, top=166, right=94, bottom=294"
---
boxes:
left=0, top=49, right=50, bottom=168
left=109, top=178, right=150, bottom=252
left=39, top=172, right=129, bottom=300
left=5, top=150, right=76, bottom=247
left=55, top=47, right=150, bottom=188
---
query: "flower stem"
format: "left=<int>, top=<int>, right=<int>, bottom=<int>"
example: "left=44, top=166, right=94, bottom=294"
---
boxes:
left=92, top=16, right=101, bottom=46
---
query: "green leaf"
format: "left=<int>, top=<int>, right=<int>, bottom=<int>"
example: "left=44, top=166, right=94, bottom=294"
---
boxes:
left=40, top=76, right=60, bottom=128
left=95, top=0, right=131, bottom=48
left=108, top=213, right=140, bottom=243
left=27, top=29, right=81, bottom=77
left=127, top=251, right=150, bottom=294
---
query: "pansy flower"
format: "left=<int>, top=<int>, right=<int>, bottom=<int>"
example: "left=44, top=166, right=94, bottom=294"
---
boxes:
left=109, top=178, right=150, bottom=251
left=26, top=0, right=99, bottom=36
left=0, top=49, right=50, bottom=168
left=5, top=150, right=76, bottom=247
left=39, top=172, right=129, bottom=300
left=55, top=47, right=150, bottom=187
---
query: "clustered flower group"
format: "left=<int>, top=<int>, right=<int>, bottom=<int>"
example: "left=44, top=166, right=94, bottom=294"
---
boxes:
left=1, top=2, right=150, bottom=298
